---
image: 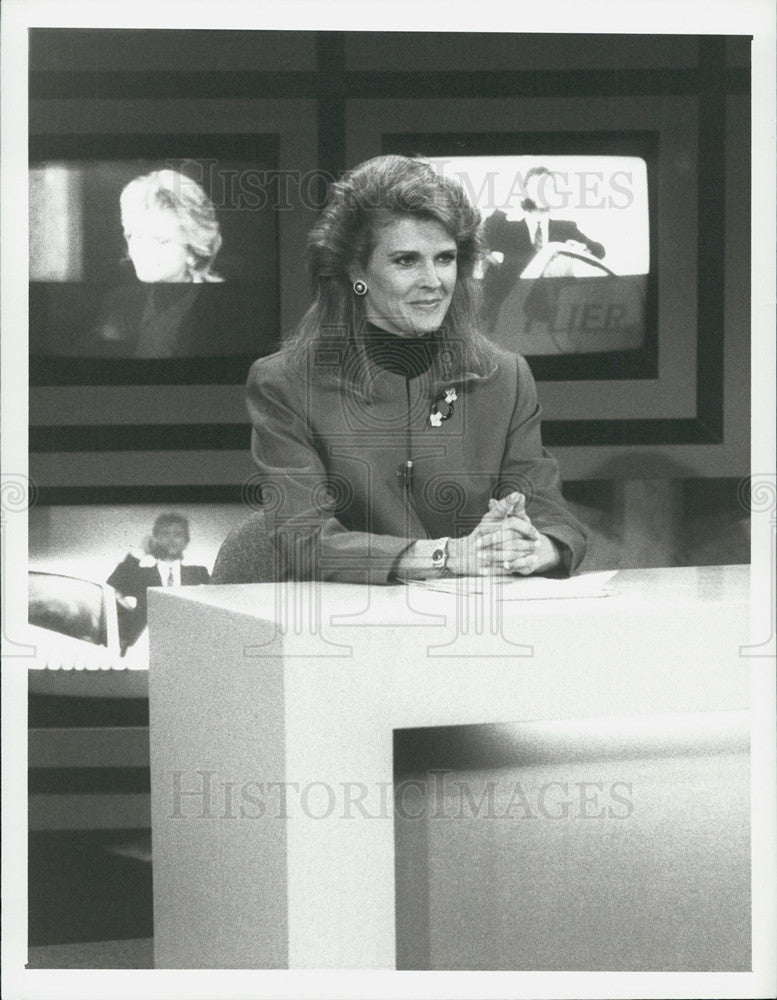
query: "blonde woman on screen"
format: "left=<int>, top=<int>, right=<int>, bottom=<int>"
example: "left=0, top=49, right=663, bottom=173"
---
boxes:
left=119, top=169, right=224, bottom=284
left=97, top=169, right=225, bottom=357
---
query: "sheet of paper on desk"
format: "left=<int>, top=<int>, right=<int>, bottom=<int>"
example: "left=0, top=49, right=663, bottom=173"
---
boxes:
left=411, top=570, right=618, bottom=599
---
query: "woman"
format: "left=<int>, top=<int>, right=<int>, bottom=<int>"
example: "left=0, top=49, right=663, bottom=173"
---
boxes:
left=97, top=169, right=225, bottom=357
left=120, top=169, right=224, bottom=285
left=245, top=154, right=586, bottom=583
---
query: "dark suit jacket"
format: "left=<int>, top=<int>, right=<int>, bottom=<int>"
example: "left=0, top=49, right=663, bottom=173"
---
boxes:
left=94, top=282, right=268, bottom=359
left=484, top=213, right=605, bottom=270
left=246, top=345, right=587, bottom=583
left=481, top=212, right=606, bottom=327
left=107, top=554, right=209, bottom=648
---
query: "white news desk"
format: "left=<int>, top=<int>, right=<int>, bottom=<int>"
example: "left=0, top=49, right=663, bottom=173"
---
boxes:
left=148, top=565, right=750, bottom=970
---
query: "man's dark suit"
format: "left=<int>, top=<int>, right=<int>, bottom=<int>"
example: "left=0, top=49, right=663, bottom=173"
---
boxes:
left=108, top=553, right=209, bottom=649
left=481, top=212, right=606, bottom=329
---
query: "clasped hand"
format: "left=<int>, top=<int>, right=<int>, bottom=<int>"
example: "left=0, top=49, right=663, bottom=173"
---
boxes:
left=447, top=492, right=559, bottom=576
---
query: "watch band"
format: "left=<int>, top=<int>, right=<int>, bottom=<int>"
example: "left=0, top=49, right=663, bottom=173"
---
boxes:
left=431, top=537, right=450, bottom=571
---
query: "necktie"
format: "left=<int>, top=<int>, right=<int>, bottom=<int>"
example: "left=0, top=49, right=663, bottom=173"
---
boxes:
left=533, top=220, right=544, bottom=252
left=166, top=567, right=174, bottom=587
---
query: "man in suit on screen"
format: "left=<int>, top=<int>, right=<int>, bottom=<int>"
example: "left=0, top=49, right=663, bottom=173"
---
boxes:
left=480, top=165, right=606, bottom=330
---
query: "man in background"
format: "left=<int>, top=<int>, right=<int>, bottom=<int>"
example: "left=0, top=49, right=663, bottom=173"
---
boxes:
left=480, top=165, right=606, bottom=329
left=107, top=512, right=209, bottom=651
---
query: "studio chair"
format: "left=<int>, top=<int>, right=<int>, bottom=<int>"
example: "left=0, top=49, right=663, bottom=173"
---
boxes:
left=211, top=509, right=277, bottom=584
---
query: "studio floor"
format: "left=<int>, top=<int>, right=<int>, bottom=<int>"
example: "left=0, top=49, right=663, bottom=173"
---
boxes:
left=28, top=937, right=153, bottom=969
left=27, top=829, right=154, bottom=969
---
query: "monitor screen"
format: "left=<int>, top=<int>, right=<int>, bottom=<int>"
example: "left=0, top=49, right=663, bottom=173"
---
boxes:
left=431, top=154, right=650, bottom=359
left=28, top=142, right=280, bottom=381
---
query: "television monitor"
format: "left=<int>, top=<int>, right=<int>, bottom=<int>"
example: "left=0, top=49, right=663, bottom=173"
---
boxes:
left=28, top=134, right=281, bottom=385
left=385, top=133, right=658, bottom=381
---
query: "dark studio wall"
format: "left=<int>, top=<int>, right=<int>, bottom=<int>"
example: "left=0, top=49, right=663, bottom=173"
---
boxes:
left=28, top=30, right=751, bottom=502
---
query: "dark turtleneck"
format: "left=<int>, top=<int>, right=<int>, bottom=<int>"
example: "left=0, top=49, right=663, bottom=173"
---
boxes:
left=362, top=323, right=439, bottom=379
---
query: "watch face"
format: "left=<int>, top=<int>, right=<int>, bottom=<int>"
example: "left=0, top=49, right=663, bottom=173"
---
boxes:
left=432, top=538, right=449, bottom=569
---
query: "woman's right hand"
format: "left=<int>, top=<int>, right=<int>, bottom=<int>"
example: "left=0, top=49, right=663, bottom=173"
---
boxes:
left=447, top=516, right=540, bottom=576
left=446, top=493, right=539, bottom=576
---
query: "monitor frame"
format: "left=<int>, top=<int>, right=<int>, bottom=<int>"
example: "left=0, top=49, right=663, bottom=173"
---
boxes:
left=384, top=130, right=659, bottom=383
left=28, top=131, right=282, bottom=387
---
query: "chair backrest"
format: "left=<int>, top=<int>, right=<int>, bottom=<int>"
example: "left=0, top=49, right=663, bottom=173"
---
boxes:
left=210, top=509, right=277, bottom=584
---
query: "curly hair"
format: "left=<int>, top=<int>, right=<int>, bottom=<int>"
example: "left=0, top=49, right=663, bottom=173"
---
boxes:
left=281, top=155, right=496, bottom=392
left=120, top=169, right=223, bottom=282
left=152, top=511, right=190, bottom=542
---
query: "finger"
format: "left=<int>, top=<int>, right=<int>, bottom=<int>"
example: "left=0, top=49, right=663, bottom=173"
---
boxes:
left=487, top=495, right=519, bottom=517
left=468, top=539, right=495, bottom=573
left=503, top=513, right=537, bottom=534
left=489, top=492, right=525, bottom=516
left=478, top=520, right=532, bottom=540
left=499, top=553, right=539, bottom=575
left=495, top=514, right=538, bottom=533
left=479, top=554, right=539, bottom=580
left=508, top=518, right=540, bottom=542
left=483, top=533, right=541, bottom=553
left=485, top=556, right=539, bottom=577
left=482, top=499, right=505, bottom=523
left=506, top=492, right=526, bottom=515
left=471, top=545, right=495, bottom=575
left=478, top=537, right=534, bottom=557
left=477, top=558, right=515, bottom=577
left=484, top=548, right=540, bottom=566
left=479, top=524, right=541, bottom=548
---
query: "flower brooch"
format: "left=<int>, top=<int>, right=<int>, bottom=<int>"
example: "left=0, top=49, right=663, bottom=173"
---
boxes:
left=429, top=387, right=457, bottom=427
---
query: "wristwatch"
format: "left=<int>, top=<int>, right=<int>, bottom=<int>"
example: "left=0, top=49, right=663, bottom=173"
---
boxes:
left=431, top=537, right=450, bottom=572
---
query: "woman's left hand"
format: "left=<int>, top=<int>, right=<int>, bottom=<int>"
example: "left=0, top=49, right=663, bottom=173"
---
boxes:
left=477, top=516, right=561, bottom=576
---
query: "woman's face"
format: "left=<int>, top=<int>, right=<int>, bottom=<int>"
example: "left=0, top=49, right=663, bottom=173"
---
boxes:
left=123, top=208, right=192, bottom=283
left=355, top=216, right=458, bottom=338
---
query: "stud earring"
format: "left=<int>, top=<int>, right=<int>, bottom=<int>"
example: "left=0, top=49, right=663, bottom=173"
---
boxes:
left=353, top=280, right=368, bottom=296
